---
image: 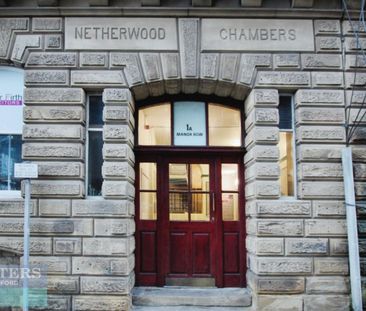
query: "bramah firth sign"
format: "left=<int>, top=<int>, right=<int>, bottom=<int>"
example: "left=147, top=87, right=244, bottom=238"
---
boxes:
left=65, top=18, right=314, bottom=52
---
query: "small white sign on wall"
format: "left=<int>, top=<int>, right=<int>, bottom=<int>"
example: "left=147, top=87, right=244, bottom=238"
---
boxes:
left=14, top=163, right=38, bottom=179
left=174, top=102, right=206, bottom=146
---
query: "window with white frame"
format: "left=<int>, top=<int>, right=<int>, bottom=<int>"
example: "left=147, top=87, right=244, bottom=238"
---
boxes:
left=278, top=94, right=296, bottom=197
left=87, top=95, right=103, bottom=196
left=0, top=67, right=24, bottom=196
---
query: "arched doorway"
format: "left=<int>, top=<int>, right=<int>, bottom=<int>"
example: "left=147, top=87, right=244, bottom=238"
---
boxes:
left=135, top=98, right=246, bottom=288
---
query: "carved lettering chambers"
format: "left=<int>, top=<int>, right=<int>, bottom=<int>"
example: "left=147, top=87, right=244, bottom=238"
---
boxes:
left=65, top=18, right=178, bottom=50
left=202, top=19, right=315, bottom=51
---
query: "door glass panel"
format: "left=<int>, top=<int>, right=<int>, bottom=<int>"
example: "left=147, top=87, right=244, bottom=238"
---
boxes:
left=169, top=193, right=189, bottom=221
left=222, top=164, right=238, bottom=191
left=140, top=162, right=157, bottom=191
left=279, top=131, right=294, bottom=196
left=169, top=164, right=188, bottom=191
left=222, top=193, right=239, bottom=221
left=191, top=193, right=210, bottom=221
left=140, top=192, right=157, bottom=220
left=191, top=164, right=209, bottom=191
left=208, top=104, right=241, bottom=146
left=138, top=103, right=171, bottom=145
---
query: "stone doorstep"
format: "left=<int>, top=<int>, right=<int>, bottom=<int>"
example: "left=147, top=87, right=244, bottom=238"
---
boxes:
left=132, top=307, right=252, bottom=311
left=132, top=287, right=252, bottom=307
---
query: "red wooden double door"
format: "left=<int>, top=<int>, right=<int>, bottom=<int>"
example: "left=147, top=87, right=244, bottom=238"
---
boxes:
left=135, top=153, right=245, bottom=287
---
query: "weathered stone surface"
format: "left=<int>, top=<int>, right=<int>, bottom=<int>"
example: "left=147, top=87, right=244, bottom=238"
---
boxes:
left=0, top=18, right=29, bottom=59
left=313, top=201, right=345, bottom=217
left=73, top=256, right=134, bottom=275
left=23, top=124, right=84, bottom=141
left=23, top=143, right=83, bottom=160
left=305, top=219, right=347, bottom=236
left=273, top=54, right=300, bottom=69
left=0, top=199, right=36, bottom=216
left=28, top=256, right=71, bottom=274
left=346, top=54, right=366, bottom=70
left=73, top=295, right=130, bottom=311
left=36, top=162, right=83, bottom=178
left=80, top=52, right=107, bottom=67
left=342, top=19, right=366, bottom=35
left=95, top=219, right=135, bottom=236
left=103, top=144, right=134, bottom=163
left=103, top=106, right=134, bottom=128
left=345, top=72, right=366, bottom=88
left=102, top=181, right=135, bottom=199
left=30, top=180, right=84, bottom=198
left=248, top=200, right=311, bottom=217
left=102, top=162, right=135, bottom=181
left=103, top=88, right=133, bottom=106
left=299, top=163, right=343, bottom=180
left=345, top=37, right=366, bottom=52
left=140, top=53, right=162, bottom=83
left=298, top=144, right=342, bottom=162
left=238, top=54, right=271, bottom=85
left=257, top=295, right=303, bottom=310
left=241, top=0, right=262, bottom=6
left=245, top=127, right=279, bottom=147
left=314, top=258, right=349, bottom=275
left=103, top=125, right=133, bottom=146
left=286, top=238, right=328, bottom=255
left=255, top=71, right=310, bottom=87
left=315, top=36, right=341, bottom=52
left=244, top=145, right=279, bottom=164
left=245, top=89, right=278, bottom=113
left=0, top=236, right=51, bottom=255
left=11, top=34, right=42, bottom=63
left=32, top=18, right=62, bottom=31
left=247, top=237, right=284, bottom=255
left=110, top=53, right=144, bottom=86
left=296, top=107, right=345, bottom=125
left=83, top=237, right=135, bottom=256
left=25, top=70, right=69, bottom=86
left=47, top=276, right=79, bottom=294
left=71, top=70, right=126, bottom=87
left=24, top=87, right=85, bottom=104
left=245, top=108, right=278, bottom=130
left=299, top=181, right=344, bottom=199
left=314, top=20, right=341, bottom=35
left=179, top=18, right=199, bottom=78
left=161, top=53, right=180, bottom=92
left=330, top=239, right=348, bottom=255
left=39, top=199, right=71, bottom=217
left=295, top=89, right=344, bottom=106
left=0, top=218, right=92, bottom=236
left=54, top=238, right=81, bottom=255
left=245, top=180, right=280, bottom=199
left=306, top=277, right=349, bottom=294
left=254, top=257, right=312, bottom=275
left=312, top=72, right=343, bottom=87
left=24, top=106, right=84, bottom=123
left=297, top=126, right=345, bottom=142
left=45, top=34, right=62, bottom=49
left=245, top=162, right=279, bottom=180
left=35, top=295, right=70, bottom=311
left=200, top=53, right=219, bottom=80
left=301, top=54, right=342, bottom=69
left=72, top=199, right=134, bottom=217
left=80, top=276, right=133, bottom=294
left=256, top=220, right=303, bottom=236
left=217, top=54, right=240, bottom=98
left=256, top=276, right=305, bottom=294
left=304, top=295, right=350, bottom=311
left=26, top=52, right=77, bottom=67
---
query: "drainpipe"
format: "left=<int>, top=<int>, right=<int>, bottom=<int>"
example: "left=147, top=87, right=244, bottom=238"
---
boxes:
left=342, top=147, right=363, bottom=311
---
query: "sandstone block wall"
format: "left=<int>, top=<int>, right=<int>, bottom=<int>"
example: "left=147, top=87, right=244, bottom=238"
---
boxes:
left=0, top=15, right=365, bottom=311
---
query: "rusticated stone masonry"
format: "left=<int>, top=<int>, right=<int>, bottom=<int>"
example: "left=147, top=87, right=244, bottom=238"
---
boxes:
left=0, top=14, right=365, bottom=311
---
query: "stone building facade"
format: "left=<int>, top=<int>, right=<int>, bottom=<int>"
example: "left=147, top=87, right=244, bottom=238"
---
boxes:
left=0, top=1, right=366, bottom=310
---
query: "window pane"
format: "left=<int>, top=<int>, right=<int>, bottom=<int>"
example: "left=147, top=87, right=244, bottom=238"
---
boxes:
left=191, top=193, right=210, bottom=221
left=138, top=103, right=171, bottom=145
left=140, top=192, right=157, bottom=220
left=173, top=101, right=206, bottom=146
left=222, top=193, right=239, bottom=221
left=88, top=131, right=103, bottom=196
left=140, top=162, right=157, bottom=191
left=279, top=132, right=294, bottom=196
left=279, top=96, right=292, bottom=129
left=169, top=192, right=189, bottom=221
left=209, top=104, right=241, bottom=146
left=89, top=96, right=103, bottom=127
left=222, top=164, right=238, bottom=191
left=191, top=164, right=209, bottom=191
left=0, top=135, right=21, bottom=190
left=169, top=164, right=188, bottom=191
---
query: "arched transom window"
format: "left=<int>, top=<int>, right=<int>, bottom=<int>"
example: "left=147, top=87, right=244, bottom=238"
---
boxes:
left=138, top=101, right=242, bottom=147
